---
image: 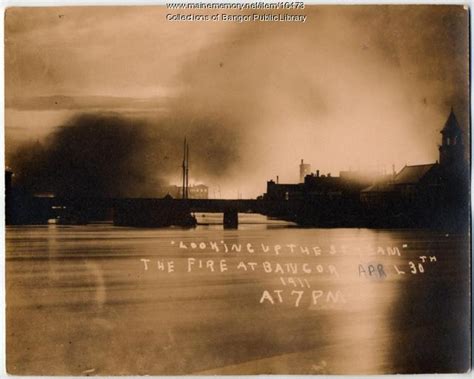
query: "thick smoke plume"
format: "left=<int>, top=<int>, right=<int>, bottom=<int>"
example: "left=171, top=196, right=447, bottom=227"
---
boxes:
left=9, top=113, right=241, bottom=198
left=5, top=6, right=469, bottom=198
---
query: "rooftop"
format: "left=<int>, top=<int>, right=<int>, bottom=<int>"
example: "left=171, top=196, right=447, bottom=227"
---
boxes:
left=394, top=163, right=437, bottom=185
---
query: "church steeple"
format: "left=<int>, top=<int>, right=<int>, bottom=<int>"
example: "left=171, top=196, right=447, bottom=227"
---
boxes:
left=439, top=108, right=464, bottom=168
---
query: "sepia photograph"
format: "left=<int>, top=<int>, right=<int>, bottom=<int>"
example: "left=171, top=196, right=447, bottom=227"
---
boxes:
left=4, top=3, right=471, bottom=375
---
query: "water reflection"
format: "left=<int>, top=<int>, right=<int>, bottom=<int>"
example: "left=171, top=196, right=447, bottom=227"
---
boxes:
left=6, top=219, right=470, bottom=375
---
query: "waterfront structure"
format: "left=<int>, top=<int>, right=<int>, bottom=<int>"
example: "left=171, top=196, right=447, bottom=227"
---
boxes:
left=5, top=110, right=467, bottom=229
left=263, top=109, right=468, bottom=228
left=360, top=163, right=441, bottom=208
left=188, top=184, right=209, bottom=199
left=361, top=110, right=466, bottom=206
left=264, top=181, right=304, bottom=201
left=360, top=110, right=467, bottom=228
left=162, top=184, right=209, bottom=200
left=266, top=168, right=381, bottom=202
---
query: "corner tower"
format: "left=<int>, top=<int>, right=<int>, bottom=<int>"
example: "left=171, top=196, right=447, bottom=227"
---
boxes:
left=439, top=109, right=464, bottom=169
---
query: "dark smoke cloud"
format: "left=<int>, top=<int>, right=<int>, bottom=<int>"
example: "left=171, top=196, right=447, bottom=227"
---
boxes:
left=9, top=113, right=241, bottom=198
left=5, top=5, right=469, bottom=197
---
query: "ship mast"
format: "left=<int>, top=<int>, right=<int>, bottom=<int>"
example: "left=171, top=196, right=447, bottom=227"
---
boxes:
left=185, top=143, right=189, bottom=199
left=182, top=138, right=189, bottom=199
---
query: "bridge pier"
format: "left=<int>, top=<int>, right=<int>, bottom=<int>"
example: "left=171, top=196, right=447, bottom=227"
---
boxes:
left=223, top=209, right=238, bottom=229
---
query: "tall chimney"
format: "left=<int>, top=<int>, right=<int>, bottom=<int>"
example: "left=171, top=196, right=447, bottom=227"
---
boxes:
left=299, top=159, right=311, bottom=183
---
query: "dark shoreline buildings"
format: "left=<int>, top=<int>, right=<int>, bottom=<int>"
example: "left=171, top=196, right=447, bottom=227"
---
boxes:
left=264, top=110, right=469, bottom=229
left=5, top=110, right=469, bottom=230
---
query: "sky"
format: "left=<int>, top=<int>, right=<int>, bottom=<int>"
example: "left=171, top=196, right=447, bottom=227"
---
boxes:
left=5, top=5, right=469, bottom=198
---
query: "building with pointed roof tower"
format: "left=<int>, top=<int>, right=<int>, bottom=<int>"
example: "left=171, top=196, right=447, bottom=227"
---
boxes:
left=262, top=109, right=468, bottom=228
left=439, top=108, right=466, bottom=173
left=360, top=109, right=468, bottom=228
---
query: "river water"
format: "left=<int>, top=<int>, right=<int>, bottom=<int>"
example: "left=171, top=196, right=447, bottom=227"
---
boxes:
left=5, top=214, right=471, bottom=375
